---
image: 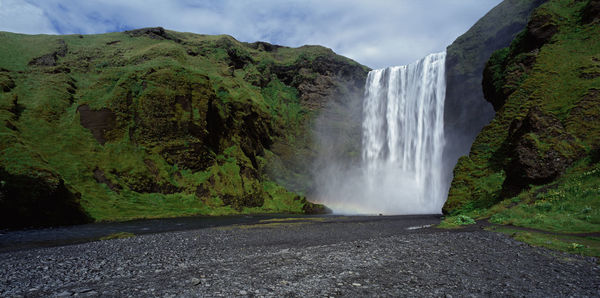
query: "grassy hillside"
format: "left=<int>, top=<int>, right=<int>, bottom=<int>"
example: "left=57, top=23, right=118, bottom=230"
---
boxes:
left=443, top=0, right=600, bottom=255
left=0, top=28, right=368, bottom=228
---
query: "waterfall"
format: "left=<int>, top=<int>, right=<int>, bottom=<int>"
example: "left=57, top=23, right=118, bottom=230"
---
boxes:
left=360, top=51, right=446, bottom=214
left=317, top=52, right=447, bottom=215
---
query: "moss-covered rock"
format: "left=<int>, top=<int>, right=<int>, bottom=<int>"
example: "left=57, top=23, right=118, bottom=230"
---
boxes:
left=445, top=0, right=600, bottom=220
left=502, top=107, right=583, bottom=196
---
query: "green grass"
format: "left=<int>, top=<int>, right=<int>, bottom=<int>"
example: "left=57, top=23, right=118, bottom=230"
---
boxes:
left=488, top=159, right=600, bottom=234
left=438, top=215, right=476, bottom=229
left=99, top=231, right=136, bottom=240
left=489, top=226, right=600, bottom=257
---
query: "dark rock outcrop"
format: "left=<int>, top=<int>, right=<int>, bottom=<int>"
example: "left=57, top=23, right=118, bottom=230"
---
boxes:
left=77, top=104, right=117, bottom=145
left=0, top=71, right=15, bottom=92
left=125, top=27, right=181, bottom=43
left=246, top=41, right=286, bottom=52
left=519, top=8, right=558, bottom=51
left=271, top=52, right=367, bottom=110
left=501, top=108, right=582, bottom=196
left=302, top=199, right=330, bottom=214
left=28, top=40, right=68, bottom=67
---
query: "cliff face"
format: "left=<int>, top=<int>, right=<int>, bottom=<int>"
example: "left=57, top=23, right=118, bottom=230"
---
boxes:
left=0, top=28, right=368, bottom=228
left=444, top=0, right=600, bottom=233
left=443, top=0, right=546, bottom=184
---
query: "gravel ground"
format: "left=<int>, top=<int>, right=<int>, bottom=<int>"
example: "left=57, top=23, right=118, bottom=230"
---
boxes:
left=0, top=216, right=598, bottom=297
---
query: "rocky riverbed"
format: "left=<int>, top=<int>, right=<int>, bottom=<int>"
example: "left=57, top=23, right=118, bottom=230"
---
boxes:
left=0, top=215, right=598, bottom=297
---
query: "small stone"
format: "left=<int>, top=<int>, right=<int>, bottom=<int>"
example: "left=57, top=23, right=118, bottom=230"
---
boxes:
left=239, top=290, right=248, bottom=295
left=190, top=278, right=201, bottom=285
left=55, top=291, right=72, bottom=297
left=352, top=283, right=361, bottom=287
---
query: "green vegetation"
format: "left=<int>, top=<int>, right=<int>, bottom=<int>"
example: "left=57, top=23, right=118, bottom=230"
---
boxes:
left=488, top=226, right=600, bottom=258
left=0, top=28, right=367, bottom=228
left=100, top=232, right=135, bottom=240
left=438, top=214, right=476, bottom=228
left=443, top=0, right=600, bottom=256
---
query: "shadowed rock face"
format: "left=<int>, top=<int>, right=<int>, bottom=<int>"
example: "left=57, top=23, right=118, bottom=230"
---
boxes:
left=443, top=0, right=546, bottom=188
left=0, top=169, right=91, bottom=229
left=0, top=71, right=15, bottom=92
left=582, top=0, right=600, bottom=24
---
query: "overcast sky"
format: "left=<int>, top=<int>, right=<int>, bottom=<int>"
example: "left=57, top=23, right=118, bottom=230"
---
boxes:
left=0, top=0, right=502, bottom=69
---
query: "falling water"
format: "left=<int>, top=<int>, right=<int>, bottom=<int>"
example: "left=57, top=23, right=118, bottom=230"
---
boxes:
left=319, top=52, right=447, bottom=215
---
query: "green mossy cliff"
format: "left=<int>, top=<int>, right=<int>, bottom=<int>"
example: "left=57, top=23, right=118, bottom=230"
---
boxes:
left=444, top=0, right=600, bottom=234
left=444, top=0, right=546, bottom=180
left=0, top=28, right=368, bottom=228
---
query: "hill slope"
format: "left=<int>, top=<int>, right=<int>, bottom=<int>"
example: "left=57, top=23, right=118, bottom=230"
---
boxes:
left=0, top=28, right=368, bottom=228
left=444, top=0, right=600, bottom=252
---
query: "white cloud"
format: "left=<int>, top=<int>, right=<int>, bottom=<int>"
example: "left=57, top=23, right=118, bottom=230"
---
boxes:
left=0, top=0, right=57, bottom=34
left=1, top=0, right=502, bottom=68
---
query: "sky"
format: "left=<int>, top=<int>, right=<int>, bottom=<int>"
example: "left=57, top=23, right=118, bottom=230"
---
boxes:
left=0, top=0, right=502, bottom=69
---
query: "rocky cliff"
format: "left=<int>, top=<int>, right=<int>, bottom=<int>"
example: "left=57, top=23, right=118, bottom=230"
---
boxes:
left=444, top=0, right=599, bottom=235
left=443, top=0, right=546, bottom=184
left=0, top=28, right=368, bottom=228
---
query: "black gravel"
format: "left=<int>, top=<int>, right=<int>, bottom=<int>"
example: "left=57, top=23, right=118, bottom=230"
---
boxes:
left=0, top=215, right=598, bottom=297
